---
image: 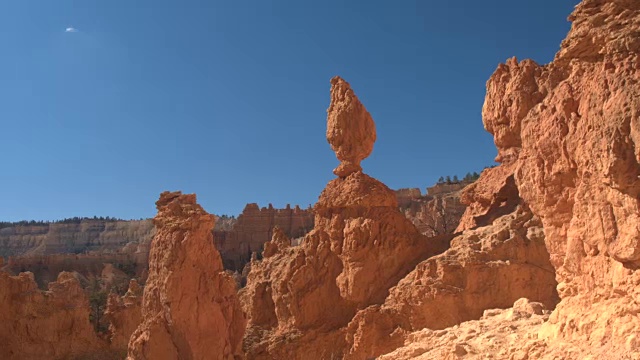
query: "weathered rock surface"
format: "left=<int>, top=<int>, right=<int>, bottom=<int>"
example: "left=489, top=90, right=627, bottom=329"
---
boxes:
left=0, top=219, right=155, bottom=257
left=214, top=203, right=313, bottom=271
left=4, top=252, right=142, bottom=288
left=326, top=76, right=377, bottom=177
left=482, top=0, right=640, bottom=355
left=0, top=270, right=106, bottom=360
left=103, top=279, right=143, bottom=352
left=345, top=207, right=558, bottom=359
left=399, top=183, right=469, bottom=237
left=382, top=0, right=640, bottom=358
left=456, top=165, right=519, bottom=232
left=127, top=191, right=246, bottom=360
left=240, top=77, right=450, bottom=359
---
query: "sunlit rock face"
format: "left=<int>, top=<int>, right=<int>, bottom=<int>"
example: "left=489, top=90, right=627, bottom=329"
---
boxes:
left=127, top=191, right=246, bottom=360
left=240, top=77, right=450, bottom=359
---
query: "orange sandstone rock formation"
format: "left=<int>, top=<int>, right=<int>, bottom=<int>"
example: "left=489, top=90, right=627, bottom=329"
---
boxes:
left=399, top=184, right=468, bottom=236
left=103, top=279, right=143, bottom=352
left=240, top=77, right=450, bottom=359
left=344, top=206, right=558, bottom=359
left=327, top=76, right=377, bottom=177
left=0, top=271, right=105, bottom=360
left=385, top=0, right=640, bottom=358
left=214, top=203, right=313, bottom=271
left=482, top=0, right=640, bottom=355
left=127, top=191, right=246, bottom=360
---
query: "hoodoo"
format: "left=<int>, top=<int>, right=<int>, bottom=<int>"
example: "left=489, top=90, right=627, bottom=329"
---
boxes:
left=127, top=191, right=246, bottom=360
left=240, top=77, right=450, bottom=359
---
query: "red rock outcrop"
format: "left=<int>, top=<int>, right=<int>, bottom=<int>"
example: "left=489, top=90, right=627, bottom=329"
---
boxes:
left=399, top=184, right=468, bottom=236
left=344, top=206, right=558, bottom=359
left=4, top=252, right=142, bottom=288
left=456, top=165, right=519, bottom=232
left=0, top=270, right=106, bottom=360
left=326, top=76, right=377, bottom=177
left=379, top=0, right=640, bottom=358
left=103, top=279, right=143, bottom=353
left=127, top=191, right=246, bottom=360
left=240, top=77, right=451, bottom=359
left=214, top=203, right=313, bottom=271
left=479, top=0, right=640, bottom=355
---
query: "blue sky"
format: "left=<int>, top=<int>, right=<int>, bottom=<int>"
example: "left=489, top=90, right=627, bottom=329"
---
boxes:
left=0, top=1, right=579, bottom=221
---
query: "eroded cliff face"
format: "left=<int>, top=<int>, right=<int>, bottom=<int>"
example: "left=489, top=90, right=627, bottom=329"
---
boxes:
left=103, top=279, right=143, bottom=353
left=390, top=0, right=640, bottom=358
left=482, top=0, right=640, bottom=354
left=344, top=206, right=559, bottom=359
left=240, top=77, right=451, bottom=359
left=0, top=271, right=106, bottom=360
left=0, top=219, right=155, bottom=257
left=399, top=184, right=468, bottom=237
left=214, top=203, right=314, bottom=271
left=127, top=191, right=246, bottom=360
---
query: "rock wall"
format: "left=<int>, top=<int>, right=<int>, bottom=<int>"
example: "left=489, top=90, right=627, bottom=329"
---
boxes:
left=103, top=279, right=143, bottom=353
left=0, top=271, right=106, bottom=360
left=481, top=0, right=640, bottom=354
left=385, top=0, right=640, bottom=358
left=344, top=206, right=558, bottom=359
left=398, top=184, right=468, bottom=237
left=127, top=191, right=246, bottom=360
left=214, top=203, right=314, bottom=271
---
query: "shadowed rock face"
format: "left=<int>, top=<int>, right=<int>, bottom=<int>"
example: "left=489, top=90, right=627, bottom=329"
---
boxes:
left=240, top=77, right=450, bottom=359
left=127, top=191, right=246, bottom=360
left=103, top=279, right=143, bottom=353
left=0, top=271, right=106, bottom=360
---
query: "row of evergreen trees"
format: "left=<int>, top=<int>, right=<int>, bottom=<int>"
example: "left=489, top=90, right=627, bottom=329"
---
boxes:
left=0, top=216, right=126, bottom=230
left=437, top=172, right=480, bottom=185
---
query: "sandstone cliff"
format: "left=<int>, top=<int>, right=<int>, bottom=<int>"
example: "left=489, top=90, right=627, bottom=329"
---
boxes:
left=381, top=0, right=640, bottom=358
left=398, top=183, right=468, bottom=237
left=485, top=0, right=639, bottom=355
left=0, top=219, right=155, bottom=257
left=214, top=203, right=314, bottom=271
left=127, top=191, right=246, bottom=360
left=240, top=77, right=451, bottom=359
left=344, top=206, right=558, bottom=359
left=103, top=279, right=143, bottom=353
left=0, top=271, right=106, bottom=360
